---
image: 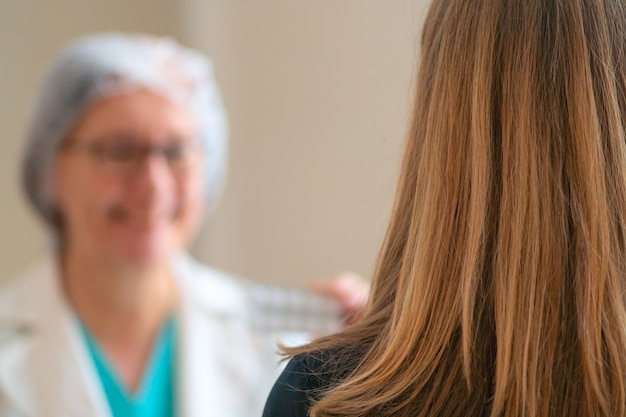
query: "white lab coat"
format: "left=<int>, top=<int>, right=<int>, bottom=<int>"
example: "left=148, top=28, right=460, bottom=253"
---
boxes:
left=0, top=253, right=298, bottom=417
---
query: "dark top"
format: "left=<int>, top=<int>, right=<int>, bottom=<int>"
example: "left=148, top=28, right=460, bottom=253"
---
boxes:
left=262, top=354, right=327, bottom=417
left=263, top=347, right=364, bottom=417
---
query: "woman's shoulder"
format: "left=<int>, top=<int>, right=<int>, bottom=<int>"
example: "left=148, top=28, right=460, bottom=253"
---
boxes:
left=262, top=353, right=329, bottom=417
left=262, top=347, right=358, bottom=417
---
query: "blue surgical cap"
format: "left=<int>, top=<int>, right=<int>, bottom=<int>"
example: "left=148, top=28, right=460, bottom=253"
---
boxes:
left=21, top=33, right=228, bottom=232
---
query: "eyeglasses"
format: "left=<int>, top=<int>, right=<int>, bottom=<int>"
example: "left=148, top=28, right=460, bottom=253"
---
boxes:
left=63, top=138, right=204, bottom=177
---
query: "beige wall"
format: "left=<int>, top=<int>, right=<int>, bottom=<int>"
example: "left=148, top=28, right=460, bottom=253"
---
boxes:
left=182, top=1, right=427, bottom=285
left=0, top=1, right=427, bottom=286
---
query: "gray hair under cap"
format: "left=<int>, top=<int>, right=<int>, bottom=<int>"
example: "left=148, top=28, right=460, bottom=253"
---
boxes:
left=21, top=32, right=228, bottom=233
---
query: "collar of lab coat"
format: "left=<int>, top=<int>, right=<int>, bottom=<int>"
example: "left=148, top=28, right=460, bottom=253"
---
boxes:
left=0, top=252, right=268, bottom=417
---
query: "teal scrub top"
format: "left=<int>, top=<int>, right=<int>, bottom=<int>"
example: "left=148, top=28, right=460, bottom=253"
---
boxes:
left=80, top=316, right=177, bottom=417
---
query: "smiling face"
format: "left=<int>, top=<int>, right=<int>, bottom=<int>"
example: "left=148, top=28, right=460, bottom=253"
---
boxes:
left=54, top=89, right=205, bottom=268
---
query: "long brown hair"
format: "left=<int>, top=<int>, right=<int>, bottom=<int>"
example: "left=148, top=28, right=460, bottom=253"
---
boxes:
left=290, top=0, right=626, bottom=415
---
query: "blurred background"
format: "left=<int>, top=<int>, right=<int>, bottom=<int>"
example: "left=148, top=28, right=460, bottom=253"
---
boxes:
left=0, top=0, right=427, bottom=286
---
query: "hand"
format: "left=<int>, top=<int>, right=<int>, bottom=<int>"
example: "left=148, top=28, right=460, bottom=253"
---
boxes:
left=309, top=272, right=369, bottom=326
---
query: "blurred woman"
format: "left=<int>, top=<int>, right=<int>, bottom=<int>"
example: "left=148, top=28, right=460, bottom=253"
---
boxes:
left=0, top=33, right=364, bottom=417
left=263, top=0, right=626, bottom=416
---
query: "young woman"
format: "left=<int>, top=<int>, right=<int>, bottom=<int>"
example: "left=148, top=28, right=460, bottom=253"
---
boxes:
left=263, top=0, right=626, bottom=416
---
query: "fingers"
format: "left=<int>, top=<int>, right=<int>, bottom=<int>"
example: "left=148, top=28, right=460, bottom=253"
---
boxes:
left=309, top=272, right=370, bottom=325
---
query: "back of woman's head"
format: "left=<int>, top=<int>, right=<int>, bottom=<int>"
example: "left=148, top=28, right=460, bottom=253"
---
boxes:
left=301, top=0, right=626, bottom=416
